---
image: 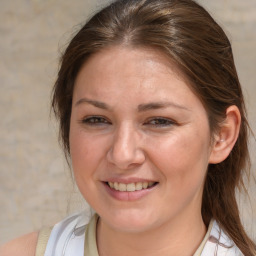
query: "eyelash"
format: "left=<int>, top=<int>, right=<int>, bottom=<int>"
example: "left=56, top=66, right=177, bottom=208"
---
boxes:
left=81, top=116, right=111, bottom=125
left=81, top=116, right=176, bottom=128
left=145, top=117, right=176, bottom=127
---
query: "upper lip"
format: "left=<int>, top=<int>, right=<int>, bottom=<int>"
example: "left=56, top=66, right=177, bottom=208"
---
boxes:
left=103, top=178, right=158, bottom=184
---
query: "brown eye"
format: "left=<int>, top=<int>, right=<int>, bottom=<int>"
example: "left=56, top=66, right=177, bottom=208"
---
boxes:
left=145, top=118, right=176, bottom=127
left=82, top=116, right=110, bottom=125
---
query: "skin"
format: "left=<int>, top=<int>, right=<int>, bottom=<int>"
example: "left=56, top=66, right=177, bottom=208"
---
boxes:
left=69, top=46, right=222, bottom=256
left=0, top=46, right=240, bottom=256
left=0, top=232, right=38, bottom=256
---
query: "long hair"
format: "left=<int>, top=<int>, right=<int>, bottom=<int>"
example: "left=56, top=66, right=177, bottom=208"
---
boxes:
left=52, top=0, right=255, bottom=254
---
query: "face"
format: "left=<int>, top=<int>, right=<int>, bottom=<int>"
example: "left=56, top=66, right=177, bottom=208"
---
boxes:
left=70, top=46, right=214, bottom=233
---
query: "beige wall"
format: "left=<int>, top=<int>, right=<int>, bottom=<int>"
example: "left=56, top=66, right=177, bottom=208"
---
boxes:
left=0, top=0, right=255, bottom=245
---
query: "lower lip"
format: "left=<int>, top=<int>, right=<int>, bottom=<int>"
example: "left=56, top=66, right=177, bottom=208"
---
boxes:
left=103, top=182, right=158, bottom=201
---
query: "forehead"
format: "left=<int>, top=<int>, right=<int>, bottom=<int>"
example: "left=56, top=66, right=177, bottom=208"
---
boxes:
left=74, top=46, right=189, bottom=93
left=72, top=46, right=209, bottom=126
left=72, top=46, right=207, bottom=113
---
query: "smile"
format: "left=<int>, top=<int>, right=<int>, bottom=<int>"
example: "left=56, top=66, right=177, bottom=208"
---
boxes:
left=107, top=181, right=157, bottom=192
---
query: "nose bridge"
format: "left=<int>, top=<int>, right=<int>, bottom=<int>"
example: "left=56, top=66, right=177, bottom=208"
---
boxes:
left=113, top=122, right=136, bottom=161
left=107, top=121, right=144, bottom=168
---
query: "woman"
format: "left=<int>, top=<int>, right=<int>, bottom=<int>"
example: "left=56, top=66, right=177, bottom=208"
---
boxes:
left=1, top=0, right=255, bottom=255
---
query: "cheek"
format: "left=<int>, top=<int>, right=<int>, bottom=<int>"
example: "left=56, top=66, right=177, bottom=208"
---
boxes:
left=152, top=138, right=209, bottom=211
left=70, top=131, right=88, bottom=169
left=69, top=127, right=99, bottom=178
left=69, top=124, right=111, bottom=184
left=69, top=130, right=104, bottom=203
left=148, top=131, right=210, bottom=186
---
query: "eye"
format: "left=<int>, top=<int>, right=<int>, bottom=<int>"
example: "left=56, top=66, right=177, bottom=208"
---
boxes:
left=81, top=116, right=111, bottom=126
left=145, top=117, right=176, bottom=127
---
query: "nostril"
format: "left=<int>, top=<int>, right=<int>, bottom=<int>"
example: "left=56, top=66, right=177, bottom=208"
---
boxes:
left=106, top=145, right=145, bottom=169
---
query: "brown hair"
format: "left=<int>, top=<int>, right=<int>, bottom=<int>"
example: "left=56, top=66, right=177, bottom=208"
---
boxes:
left=52, top=0, right=255, bottom=254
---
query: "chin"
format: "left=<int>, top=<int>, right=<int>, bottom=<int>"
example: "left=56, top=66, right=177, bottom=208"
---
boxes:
left=101, top=209, right=157, bottom=233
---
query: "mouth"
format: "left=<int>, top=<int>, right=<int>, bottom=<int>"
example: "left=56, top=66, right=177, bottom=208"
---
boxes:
left=106, top=181, right=158, bottom=192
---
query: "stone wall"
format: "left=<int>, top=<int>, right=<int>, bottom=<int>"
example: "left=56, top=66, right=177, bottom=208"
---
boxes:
left=0, top=0, right=255, bottom=245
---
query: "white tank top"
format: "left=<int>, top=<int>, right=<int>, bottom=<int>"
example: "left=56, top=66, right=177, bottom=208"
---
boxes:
left=42, top=211, right=243, bottom=256
left=44, top=212, right=93, bottom=256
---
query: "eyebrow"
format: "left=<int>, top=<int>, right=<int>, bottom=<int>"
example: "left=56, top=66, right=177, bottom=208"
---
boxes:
left=75, top=98, right=109, bottom=110
left=75, top=98, right=189, bottom=112
left=137, top=102, right=189, bottom=112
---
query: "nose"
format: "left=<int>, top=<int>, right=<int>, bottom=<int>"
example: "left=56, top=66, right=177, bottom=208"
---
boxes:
left=106, top=123, right=145, bottom=170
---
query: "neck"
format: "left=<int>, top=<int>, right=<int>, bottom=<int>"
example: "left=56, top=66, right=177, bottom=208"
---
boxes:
left=96, top=213, right=206, bottom=256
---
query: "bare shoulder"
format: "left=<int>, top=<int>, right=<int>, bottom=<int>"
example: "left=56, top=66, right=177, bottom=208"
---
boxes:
left=0, top=232, right=38, bottom=256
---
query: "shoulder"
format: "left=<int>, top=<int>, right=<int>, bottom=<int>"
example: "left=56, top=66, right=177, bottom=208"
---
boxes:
left=0, top=232, right=38, bottom=256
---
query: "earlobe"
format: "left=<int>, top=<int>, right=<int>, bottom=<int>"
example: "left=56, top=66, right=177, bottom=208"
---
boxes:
left=209, top=105, right=241, bottom=164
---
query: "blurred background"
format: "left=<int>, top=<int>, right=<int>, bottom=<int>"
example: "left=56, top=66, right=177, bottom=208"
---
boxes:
left=0, top=0, right=255, bottom=245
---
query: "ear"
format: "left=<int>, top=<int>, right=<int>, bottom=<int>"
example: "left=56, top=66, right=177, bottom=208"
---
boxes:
left=209, top=105, right=241, bottom=164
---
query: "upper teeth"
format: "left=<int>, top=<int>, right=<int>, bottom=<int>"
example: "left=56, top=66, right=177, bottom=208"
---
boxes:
left=108, top=181, right=155, bottom=192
